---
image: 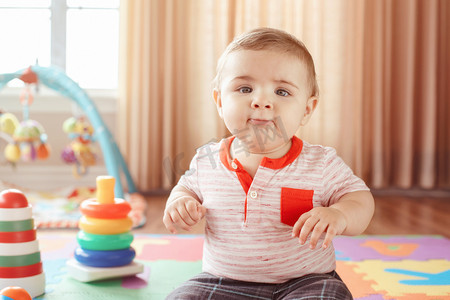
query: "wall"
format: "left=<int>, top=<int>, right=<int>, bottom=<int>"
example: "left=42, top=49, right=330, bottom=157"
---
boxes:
left=0, top=85, right=116, bottom=191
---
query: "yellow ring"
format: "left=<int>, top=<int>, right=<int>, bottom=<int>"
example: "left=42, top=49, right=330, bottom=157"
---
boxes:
left=79, top=216, right=132, bottom=235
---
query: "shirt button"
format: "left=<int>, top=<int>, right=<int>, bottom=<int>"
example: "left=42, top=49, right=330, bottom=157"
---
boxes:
left=231, top=161, right=238, bottom=170
left=249, top=190, right=258, bottom=198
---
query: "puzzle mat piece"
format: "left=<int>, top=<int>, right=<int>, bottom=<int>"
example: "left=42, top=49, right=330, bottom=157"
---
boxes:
left=133, top=234, right=204, bottom=262
left=39, top=234, right=78, bottom=260
left=349, top=259, right=450, bottom=298
left=333, top=236, right=450, bottom=261
left=35, top=260, right=202, bottom=300
left=337, top=261, right=390, bottom=299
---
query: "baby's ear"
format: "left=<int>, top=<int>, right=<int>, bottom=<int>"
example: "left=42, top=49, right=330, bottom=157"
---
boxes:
left=213, top=89, right=223, bottom=118
left=300, top=96, right=318, bottom=126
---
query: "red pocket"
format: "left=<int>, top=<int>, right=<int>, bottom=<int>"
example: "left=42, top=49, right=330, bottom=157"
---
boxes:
left=280, top=188, right=314, bottom=226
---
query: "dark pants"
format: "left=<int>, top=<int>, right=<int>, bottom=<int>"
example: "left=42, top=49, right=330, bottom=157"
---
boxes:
left=166, top=271, right=353, bottom=300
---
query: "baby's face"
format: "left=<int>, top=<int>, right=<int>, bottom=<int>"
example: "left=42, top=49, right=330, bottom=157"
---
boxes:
left=214, top=49, right=317, bottom=153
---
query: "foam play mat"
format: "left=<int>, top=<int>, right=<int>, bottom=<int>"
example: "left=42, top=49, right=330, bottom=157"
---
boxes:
left=31, top=234, right=449, bottom=299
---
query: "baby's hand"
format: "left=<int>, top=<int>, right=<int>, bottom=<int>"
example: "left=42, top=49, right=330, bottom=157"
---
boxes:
left=291, top=207, right=347, bottom=249
left=163, top=196, right=206, bottom=234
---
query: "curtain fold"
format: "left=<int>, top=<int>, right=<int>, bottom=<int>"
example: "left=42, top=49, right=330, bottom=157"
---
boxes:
left=118, top=0, right=449, bottom=192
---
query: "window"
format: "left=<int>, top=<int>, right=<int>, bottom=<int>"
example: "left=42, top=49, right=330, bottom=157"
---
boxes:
left=0, top=0, right=119, bottom=89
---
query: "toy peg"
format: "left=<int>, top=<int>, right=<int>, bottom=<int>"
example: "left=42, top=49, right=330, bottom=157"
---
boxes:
left=96, top=176, right=115, bottom=204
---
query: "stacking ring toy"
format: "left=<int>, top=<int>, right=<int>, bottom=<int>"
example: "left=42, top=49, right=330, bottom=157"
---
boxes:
left=0, top=206, right=32, bottom=221
left=80, top=199, right=131, bottom=219
left=0, top=252, right=41, bottom=267
left=0, top=262, right=43, bottom=278
left=79, top=216, right=132, bottom=235
left=0, top=190, right=28, bottom=208
left=74, top=247, right=136, bottom=267
left=0, top=220, right=34, bottom=232
left=0, top=230, right=36, bottom=243
left=77, top=231, right=133, bottom=251
left=0, top=240, right=39, bottom=256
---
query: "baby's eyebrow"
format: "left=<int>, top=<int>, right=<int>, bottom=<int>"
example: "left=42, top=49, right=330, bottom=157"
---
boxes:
left=230, top=76, right=254, bottom=82
left=275, top=79, right=299, bottom=90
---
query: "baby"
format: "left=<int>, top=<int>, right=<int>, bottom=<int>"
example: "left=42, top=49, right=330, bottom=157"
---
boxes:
left=163, top=27, right=374, bottom=299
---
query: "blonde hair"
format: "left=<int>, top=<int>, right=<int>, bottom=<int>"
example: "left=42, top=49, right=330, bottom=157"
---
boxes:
left=213, top=27, right=319, bottom=97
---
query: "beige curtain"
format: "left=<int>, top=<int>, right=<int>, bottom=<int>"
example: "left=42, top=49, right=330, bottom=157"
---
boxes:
left=361, top=0, right=450, bottom=189
left=118, top=0, right=449, bottom=192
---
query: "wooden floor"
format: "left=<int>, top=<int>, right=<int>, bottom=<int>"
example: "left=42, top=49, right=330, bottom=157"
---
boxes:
left=135, top=194, right=450, bottom=238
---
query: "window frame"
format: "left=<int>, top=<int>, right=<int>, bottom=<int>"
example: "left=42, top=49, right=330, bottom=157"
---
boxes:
left=0, top=0, right=120, bottom=92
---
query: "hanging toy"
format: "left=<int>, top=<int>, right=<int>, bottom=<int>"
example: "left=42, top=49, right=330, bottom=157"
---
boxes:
left=61, top=116, right=97, bottom=177
left=2, top=68, right=51, bottom=164
left=4, top=120, right=50, bottom=163
left=1, top=110, right=20, bottom=163
left=0, top=111, right=19, bottom=136
left=12, top=120, right=50, bottom=162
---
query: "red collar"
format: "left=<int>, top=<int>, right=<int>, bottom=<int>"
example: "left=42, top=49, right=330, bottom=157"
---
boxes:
left=220, top=136, right=303, bottom=171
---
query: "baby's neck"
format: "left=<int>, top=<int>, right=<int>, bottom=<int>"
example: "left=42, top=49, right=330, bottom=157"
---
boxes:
left=230, top=138, right=292, bottom=178
left=231, top=136, right=291, bottom=164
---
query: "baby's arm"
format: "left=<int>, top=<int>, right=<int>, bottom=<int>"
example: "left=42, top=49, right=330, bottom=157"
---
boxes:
left=292, top=190, right=374, bottom=249
left=163, top=184, right=206, bottom=234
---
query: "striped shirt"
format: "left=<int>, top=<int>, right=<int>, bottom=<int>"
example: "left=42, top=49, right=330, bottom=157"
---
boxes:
left=178, top=136, right=369, bottom=283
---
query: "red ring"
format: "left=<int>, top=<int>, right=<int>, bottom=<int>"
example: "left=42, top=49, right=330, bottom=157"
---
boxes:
left=0, top=262, right=43, bottom=278
left=0, top=229, right=36, bottom=243
left=80, top=199, right=131, bottom=219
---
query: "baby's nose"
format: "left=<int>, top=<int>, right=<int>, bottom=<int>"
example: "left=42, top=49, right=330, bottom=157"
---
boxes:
left=251, top=96, right=272, bottom=109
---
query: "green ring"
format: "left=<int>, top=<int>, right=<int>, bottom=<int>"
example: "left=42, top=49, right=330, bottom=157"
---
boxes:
left=0, top=219, right=34, bottom=232
left=77, top=231, right=134, bottom=251
left=0, top=252, right=41, bottom=267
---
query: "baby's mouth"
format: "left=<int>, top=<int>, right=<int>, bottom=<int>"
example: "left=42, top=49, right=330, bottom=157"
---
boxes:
left=248, top=118, right=273, bottom=126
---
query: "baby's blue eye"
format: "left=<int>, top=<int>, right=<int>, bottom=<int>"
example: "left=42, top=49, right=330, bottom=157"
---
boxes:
left=239, top=87, right=252, bottom=93
left=276, top=89, right=289, bottom=97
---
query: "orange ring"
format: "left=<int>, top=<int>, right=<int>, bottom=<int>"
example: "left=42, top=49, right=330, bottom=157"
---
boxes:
left=80, top=199, right=131, bottom=219
left=0, top=262, right=42, bottom=278
left=0, top=229, right=36, bottom=243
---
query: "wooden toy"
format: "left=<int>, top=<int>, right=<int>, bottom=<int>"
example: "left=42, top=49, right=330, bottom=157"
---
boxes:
left=0, top=190, right=45, bottom=298
left=66, top=176, right=143, bottom=282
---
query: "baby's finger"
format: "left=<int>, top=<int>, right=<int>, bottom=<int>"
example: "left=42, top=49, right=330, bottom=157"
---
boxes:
left=298, top=215, right=319, bottom=245
left=177, top=205, right=197, bottom=227
left=170, top=209, right=192, bottom=231
left=185, top=201, right=202, bottom=222
left=321, top=226, right=337, bottom=249
left=309, top=221, right=328, bottom=249
left=162, top=213, right=178, bottom=234
left=292, top=213, right=309, bottom=238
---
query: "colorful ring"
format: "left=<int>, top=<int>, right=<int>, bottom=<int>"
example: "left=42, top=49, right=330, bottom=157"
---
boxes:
left=0, top=206, right=32, bottom=221
left=74, top=247, right=135, bottom=267
left=80, top=199, right=131, bottom=219
left=0, top=219, right=34, bottom=232
left=0, top=252, right=41, bottom=267
left=0, top=262, right=43, bottom=278
left=0, top=230, right=36, bottom=243
left=79, top=216, right=132, bottom=235
left=0, top=240, right=39, bottom=256
left=77, top=231, right=133, bottom=251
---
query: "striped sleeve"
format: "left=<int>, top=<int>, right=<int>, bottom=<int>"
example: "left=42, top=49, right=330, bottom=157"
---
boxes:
left=321, top=147, right=369, bottom=206
left=177, top=151, right=203, bottom=203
